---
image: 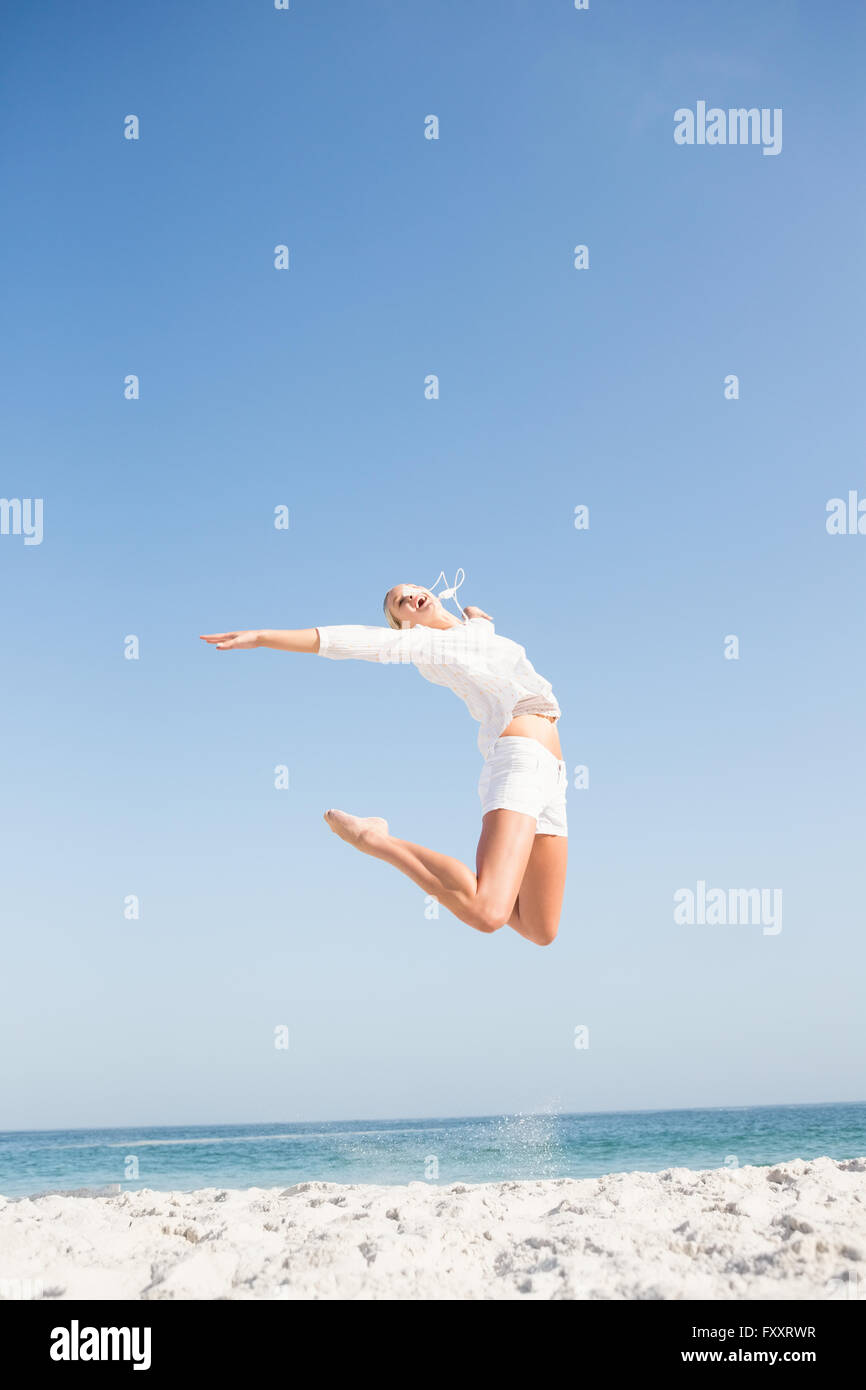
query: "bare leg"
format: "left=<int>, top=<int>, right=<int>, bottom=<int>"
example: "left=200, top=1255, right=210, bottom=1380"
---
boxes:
left=324, top=807, right=536, bottom=935
left=507, top=834, right=568, bottom=946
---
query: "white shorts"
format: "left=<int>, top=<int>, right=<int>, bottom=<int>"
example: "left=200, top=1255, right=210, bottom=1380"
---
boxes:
left=478, top=736, right=568, bottom=837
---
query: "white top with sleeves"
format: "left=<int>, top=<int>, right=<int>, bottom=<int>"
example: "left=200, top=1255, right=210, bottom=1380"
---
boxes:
left=315, top=616, right=561, bottom=760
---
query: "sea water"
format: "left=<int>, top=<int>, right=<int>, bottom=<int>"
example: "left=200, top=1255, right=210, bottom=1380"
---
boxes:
left=0, top=1102, right=862, bottom=1198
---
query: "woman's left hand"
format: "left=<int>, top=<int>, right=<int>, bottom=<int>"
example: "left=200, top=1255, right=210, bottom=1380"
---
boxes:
left=462, top=605, right=493, bottom=621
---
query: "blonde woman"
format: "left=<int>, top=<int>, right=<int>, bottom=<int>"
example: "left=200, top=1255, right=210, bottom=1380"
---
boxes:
left=201, top=578, right=566, bottom=946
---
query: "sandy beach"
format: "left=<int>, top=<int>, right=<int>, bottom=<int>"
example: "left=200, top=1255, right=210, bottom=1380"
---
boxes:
left=0, top=1156, right=862, bottom=1301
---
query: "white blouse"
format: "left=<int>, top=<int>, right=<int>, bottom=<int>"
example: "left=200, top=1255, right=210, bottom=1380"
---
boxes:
left=316, top=617, right=561, bottom=759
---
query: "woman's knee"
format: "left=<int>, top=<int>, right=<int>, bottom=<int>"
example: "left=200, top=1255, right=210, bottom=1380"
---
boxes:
left=520, top=912, right=560, bottom=946
left=471, top=898, right=513, bottom=935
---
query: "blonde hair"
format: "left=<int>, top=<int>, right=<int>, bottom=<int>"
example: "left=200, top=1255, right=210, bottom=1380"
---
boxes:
left=383, top=591, right=401, bottom=629
left=383, top=584, right=424, bottom=630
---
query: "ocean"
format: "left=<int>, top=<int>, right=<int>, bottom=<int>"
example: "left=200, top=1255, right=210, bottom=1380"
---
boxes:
left=1, top=1102, right=862, bottom=1199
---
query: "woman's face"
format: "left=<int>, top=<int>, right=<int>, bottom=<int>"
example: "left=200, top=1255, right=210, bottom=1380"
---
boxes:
left=385, top=584, right=444, bottom=628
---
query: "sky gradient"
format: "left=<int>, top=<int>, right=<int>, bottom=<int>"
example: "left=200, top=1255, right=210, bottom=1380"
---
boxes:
left=1, top=0, right=864, bottom=1130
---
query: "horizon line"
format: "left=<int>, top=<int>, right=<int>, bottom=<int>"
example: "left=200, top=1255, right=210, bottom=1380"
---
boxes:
left=2, top=1097, right=862, bottom=1139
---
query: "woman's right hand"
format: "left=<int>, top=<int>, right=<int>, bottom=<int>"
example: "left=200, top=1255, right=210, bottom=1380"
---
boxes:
left=200, top=631, right=261, bottom=650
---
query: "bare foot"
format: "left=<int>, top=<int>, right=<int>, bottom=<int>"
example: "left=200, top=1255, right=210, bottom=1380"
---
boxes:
left=323, top=809, right=389, bottom=852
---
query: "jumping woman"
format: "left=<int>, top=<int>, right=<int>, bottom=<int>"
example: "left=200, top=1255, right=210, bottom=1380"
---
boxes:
left=201, top=573, right=567, bottom=946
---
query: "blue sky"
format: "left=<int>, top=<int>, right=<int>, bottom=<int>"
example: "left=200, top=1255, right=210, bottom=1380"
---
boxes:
left=1, top=0, right=864, bottom=1131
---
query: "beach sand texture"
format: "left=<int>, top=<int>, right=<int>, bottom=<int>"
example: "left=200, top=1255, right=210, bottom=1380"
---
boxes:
left=1, top=1156, right=863, bottom=1300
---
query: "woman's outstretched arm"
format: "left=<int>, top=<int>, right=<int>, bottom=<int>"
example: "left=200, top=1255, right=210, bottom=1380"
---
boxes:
left=200, top=629, right=320, bottom=652
left=200, top=625, right=413, bottom=659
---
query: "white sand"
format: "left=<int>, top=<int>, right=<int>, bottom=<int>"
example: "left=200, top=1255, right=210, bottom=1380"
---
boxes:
left=1, top=1156, right=863, bottom=1300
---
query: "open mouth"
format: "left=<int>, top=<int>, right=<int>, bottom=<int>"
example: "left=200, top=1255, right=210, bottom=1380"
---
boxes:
left=416, top=594, right=428, bottom=610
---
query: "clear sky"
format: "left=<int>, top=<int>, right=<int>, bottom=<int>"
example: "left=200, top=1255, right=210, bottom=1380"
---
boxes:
left=1, top=0, right=864, bottom=1131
